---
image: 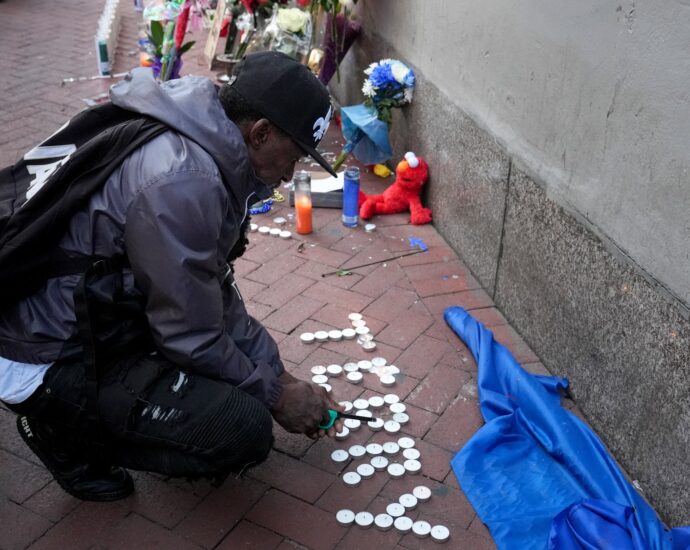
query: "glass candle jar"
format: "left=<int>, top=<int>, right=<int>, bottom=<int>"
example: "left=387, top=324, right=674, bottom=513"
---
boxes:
left=293, top=170, right=313, bottom=235
left=342, top=166, right=360, bottom=228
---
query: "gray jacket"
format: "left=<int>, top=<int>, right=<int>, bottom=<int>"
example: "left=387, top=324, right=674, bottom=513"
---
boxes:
left=0, top=69, right=284, bottom=407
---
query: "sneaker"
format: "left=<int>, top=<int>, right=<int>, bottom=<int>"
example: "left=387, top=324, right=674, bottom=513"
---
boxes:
left=17, top=415, right=134, bottom=502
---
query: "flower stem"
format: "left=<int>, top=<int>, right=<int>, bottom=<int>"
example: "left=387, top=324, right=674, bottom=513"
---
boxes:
left=340, top=12, right=347, bottom=59
left=332, top=6, right=340, bottom=82
left=309, top=1, right=318, bottom=47
left=321, top=249, right=425, bottom=277
left=332, top=149, right=348, bottom=172
left=158, top=20, right=176, bottom=81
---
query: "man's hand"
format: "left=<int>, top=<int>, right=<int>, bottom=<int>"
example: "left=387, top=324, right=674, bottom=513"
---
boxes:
left=271, top=371, right=344, bottom=439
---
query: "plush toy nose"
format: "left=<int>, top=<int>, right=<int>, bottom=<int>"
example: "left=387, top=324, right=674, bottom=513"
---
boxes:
left=397, top=159, right=410, bottom=172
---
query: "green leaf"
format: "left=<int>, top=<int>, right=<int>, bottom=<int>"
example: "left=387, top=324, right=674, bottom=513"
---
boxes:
left=336, top=270, right=352, bottom=277
left=178, top=40, right=196, bottom=55
left=150, top=20, right=164, bottom=48
left=146, top=34, right=162, bottom=57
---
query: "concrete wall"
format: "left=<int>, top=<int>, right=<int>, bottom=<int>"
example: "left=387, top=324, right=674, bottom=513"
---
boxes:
left=330, top=0, right=690, bottom=525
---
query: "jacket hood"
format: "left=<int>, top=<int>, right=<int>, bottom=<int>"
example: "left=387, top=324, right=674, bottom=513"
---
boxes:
left=109, top=68, right=272, bottom=201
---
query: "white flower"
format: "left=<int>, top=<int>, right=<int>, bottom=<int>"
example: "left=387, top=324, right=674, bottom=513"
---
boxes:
left=403, top=87, right=414, bottom=103
left=363, top=62, right=377, bottom=76
left=340, top=0, right=355, bottom=12
left=362, top=79, right=375, bottom=97
left=391, top=61, right=409, bottom=85
left=277, top=8, right=310, bottom=34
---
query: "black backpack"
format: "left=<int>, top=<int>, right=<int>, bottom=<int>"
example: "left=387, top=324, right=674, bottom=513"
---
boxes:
left=0, top=102, right=168, bottom=308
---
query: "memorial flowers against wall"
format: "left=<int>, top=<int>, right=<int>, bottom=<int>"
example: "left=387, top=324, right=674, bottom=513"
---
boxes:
left=143, top=0, right=197, bottom=80
left=333, top=58, right=416, bottom=171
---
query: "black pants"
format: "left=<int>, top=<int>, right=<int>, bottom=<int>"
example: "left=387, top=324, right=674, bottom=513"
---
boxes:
left=8, top=351, right=274, bottom=480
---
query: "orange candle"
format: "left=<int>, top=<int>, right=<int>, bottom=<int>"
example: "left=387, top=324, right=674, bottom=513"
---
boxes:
left=295, top=196, right=313, bottom=234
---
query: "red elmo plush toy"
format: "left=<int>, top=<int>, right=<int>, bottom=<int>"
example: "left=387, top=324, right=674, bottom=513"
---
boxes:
left=359, top=152, right=432, bottom=225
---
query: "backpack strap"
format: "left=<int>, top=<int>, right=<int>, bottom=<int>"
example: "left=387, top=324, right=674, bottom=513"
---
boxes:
left=45, top=249, right=130, bottom=280
left=72, top=255, right=132, bottom=458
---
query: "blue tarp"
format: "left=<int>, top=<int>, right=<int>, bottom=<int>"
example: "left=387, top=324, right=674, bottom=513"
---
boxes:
left=444, top=306, right=690, bottom=550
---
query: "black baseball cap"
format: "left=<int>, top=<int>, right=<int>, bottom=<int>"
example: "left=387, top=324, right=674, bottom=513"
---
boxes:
left=229, top=51, right=337, bottom=177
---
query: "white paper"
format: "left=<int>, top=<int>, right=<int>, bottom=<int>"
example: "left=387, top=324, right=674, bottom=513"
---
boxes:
left=310, top=171, right=345, bottom=194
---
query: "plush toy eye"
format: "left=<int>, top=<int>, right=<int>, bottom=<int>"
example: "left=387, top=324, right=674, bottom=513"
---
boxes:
left=404, top=151, right=419, bottom=168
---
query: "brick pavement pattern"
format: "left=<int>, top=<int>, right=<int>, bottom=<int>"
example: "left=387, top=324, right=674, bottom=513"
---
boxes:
left=0, top=0, right=590, bottom=548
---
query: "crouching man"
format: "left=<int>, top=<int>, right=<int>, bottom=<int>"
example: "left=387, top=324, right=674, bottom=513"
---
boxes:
left=0, top=52, right=341, bottom=501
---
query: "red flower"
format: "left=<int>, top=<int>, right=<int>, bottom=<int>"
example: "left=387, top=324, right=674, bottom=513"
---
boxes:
left=174, top=1, right=191, bottom=49
left=296, top=0, right=311, bottom=6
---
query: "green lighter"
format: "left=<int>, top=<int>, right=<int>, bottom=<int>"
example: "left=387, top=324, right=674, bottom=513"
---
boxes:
left=318, top=409, right=382, bottom=430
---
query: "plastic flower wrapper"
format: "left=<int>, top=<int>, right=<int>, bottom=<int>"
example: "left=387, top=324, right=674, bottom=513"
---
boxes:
left=151, top=54, right=183, bottom=80
left=332, top=58, right=416, bottom=171
left=143, top=0, right=185, bottom=21
left=233, top=10, right=257, bottom=59
left=337, top=104, right=393, bottom=167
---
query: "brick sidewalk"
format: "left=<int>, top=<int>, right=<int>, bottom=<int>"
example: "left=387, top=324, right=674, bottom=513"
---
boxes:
left=0, top=0, right=587, bottom=548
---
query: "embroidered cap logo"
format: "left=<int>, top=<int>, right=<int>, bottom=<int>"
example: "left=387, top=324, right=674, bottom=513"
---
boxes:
left=313, top=105, right=332, bottom=143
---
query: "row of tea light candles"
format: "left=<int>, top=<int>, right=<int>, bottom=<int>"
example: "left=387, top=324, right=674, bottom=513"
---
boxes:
left=300, top=312, right=377, bottom=352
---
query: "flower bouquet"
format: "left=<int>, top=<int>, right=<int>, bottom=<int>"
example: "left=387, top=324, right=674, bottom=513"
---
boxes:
left=332, top=58, right=416, bottom=171
left=142, top=0, right=196, bottom=81
left=261, top=5, right=312, bottom=60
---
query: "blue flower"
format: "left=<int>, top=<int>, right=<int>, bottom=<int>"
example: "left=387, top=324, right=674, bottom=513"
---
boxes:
left=368, top=62, right=396, bottom=89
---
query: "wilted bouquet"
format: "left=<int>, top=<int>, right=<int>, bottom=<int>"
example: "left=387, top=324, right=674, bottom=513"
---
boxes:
left=362, top=59, right=415, bottom=124
left=332, top=58, right=416, bottom=171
